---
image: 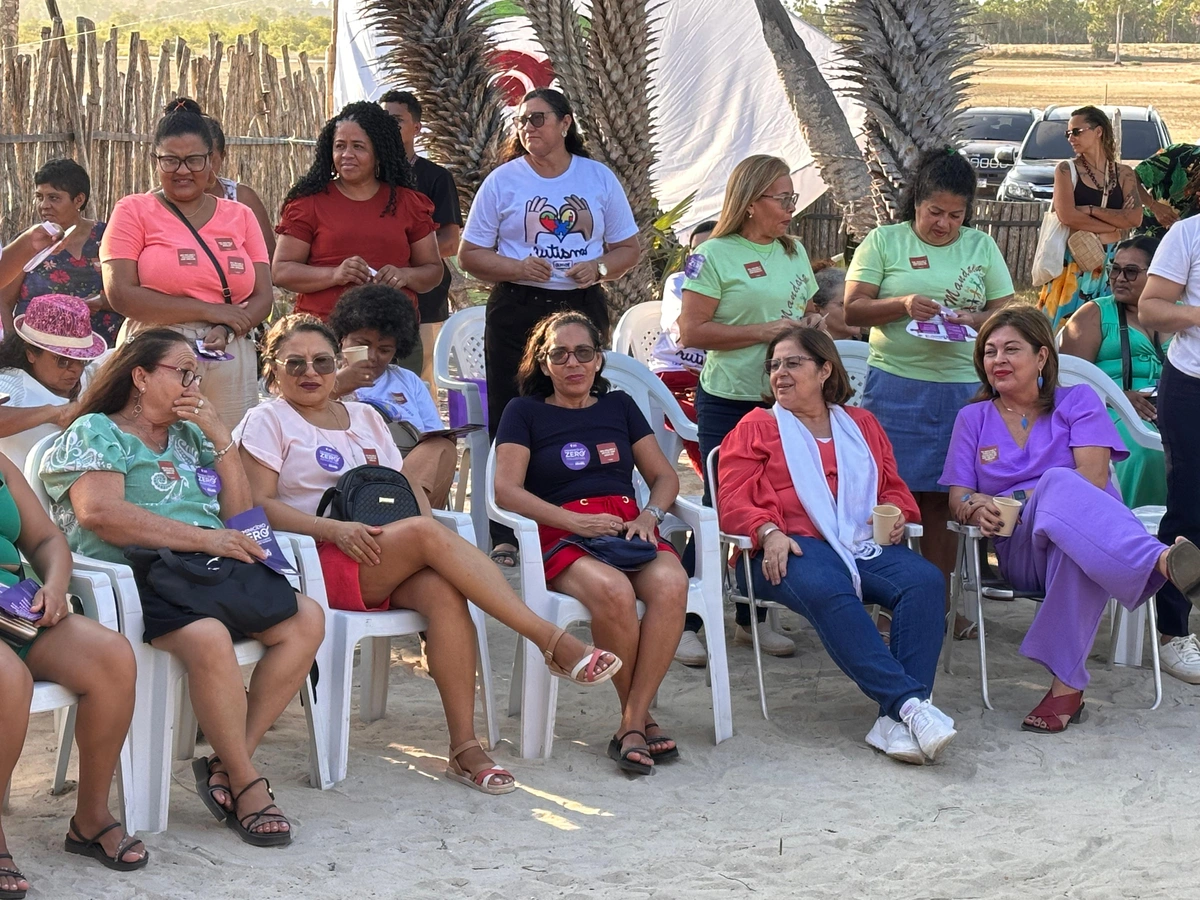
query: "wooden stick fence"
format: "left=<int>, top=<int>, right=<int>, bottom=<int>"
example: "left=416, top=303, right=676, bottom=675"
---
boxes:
left=0, top=16, right=326, bottom=239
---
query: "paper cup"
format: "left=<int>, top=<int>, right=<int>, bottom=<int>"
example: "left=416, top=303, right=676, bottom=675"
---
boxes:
left=872, top=504, right=901, bottom=545
left=342, top=345, right=369, bottom=365
left=994, top=496, right=1022, bottom=537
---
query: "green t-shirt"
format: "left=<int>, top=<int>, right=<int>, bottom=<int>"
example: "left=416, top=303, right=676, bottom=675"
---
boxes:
left=0, top=475, right=22, bottom=589
left=682, top=234, right=816, bottom=400
left=847, top=223, right=1014, bottom=383
left=40, top=413, right=221, bottom=564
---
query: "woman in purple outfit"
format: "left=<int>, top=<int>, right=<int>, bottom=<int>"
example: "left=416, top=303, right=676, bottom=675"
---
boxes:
left=940, top=306, right=1200, bottom=733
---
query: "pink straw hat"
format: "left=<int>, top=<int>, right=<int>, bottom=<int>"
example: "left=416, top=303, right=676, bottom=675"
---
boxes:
left=13, top=293, right=106, bottom=360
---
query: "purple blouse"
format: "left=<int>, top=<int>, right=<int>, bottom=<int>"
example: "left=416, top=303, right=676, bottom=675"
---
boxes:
left=939, top=385, right=1127, bottom=500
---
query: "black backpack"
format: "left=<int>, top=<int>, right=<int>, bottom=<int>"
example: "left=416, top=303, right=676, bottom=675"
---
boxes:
left=316, top=465, right=422, bottom=526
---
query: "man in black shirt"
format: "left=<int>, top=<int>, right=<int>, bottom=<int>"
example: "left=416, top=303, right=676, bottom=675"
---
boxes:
left=380, top=90, right=464, bottom=400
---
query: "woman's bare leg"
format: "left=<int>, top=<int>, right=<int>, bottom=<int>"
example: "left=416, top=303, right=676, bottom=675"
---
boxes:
left=626, top=554, right=689, bottom=752
left=244, top=595, right=325, bottom=755
left=0, top=645, right=33, bottom=896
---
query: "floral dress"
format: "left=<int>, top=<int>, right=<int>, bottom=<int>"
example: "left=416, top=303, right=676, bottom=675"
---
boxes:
left=1134, top=143, right=1200, bottom=237
left=17, top=221, right=123, bottom=346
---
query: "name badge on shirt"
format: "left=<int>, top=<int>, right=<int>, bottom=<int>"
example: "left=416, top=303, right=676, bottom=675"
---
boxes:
left=228, top=257, right=246, bottom=275
left=158, top=461, right=181, bottom=481
left=363, top=448, right=380, bottom=466
left=980, top=445, right=999, bottom=464
left=909, top=256, right=930, bottom=270
left=215, top=238, right=235, bottom=251
left=391, top=392, right=408, bottom=406
left=597, top=442, right=620, bottom=464
left=177, top=249, right=198, bottom=266
left=744, top=261, right=767, bottom=279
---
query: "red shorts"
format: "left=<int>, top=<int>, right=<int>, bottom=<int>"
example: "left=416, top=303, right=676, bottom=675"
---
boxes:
left=316, top=541, right=388, bottom=612
left=538, top=495, right=678, bottom=583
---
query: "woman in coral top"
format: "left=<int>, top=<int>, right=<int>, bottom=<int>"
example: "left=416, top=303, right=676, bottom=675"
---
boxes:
left=717, top=325, right=953, bottom=765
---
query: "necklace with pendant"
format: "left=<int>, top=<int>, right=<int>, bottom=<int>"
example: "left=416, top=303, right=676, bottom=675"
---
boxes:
left=1001, top=402, right=1031, bottom=431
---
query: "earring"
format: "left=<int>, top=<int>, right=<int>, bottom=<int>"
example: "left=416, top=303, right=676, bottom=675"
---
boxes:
left=132, top=390, right=144, bottom=419
left=1037, top=369, right=1044, bottom=389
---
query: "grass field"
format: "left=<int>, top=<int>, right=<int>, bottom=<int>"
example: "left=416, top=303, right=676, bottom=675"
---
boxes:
left=967, top=55, right=1200, bottom=142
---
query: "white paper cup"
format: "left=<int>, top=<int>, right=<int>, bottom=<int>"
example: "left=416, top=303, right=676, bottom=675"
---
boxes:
left=872, top=504, right=901, bottom=545
left=342, top=345, right=369, bottom=365
left=994, top=496, right=1022, bottom=537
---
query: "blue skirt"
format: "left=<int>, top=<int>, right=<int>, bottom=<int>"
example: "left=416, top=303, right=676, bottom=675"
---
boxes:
left=861, top=367, right=978, bottom=493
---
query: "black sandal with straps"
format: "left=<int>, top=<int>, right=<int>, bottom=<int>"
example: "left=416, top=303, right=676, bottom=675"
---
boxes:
left=606, top=730, right=654, bottom=776
left=226, top=777, right=293, bottom=847
left=192, top=754, right=232, bottom=822
left=0, top=853, right=28, bottom=900
left=63, top=818, right=149, bottom=872
left=644, top=720, right=680, bottom=762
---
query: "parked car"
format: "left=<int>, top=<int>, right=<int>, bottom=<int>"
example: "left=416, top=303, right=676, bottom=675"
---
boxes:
left=956, top=107, right=1040, bottom=199
left=996, top=105, right=1171, bottom=203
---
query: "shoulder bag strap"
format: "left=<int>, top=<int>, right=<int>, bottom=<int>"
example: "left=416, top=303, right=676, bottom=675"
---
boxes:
left=159, top=193, right=233, bottom=303
left=1117, top=302, right=1133, bottom=392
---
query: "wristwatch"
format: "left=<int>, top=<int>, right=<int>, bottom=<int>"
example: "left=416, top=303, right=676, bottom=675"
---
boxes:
left=644, top=504, right=666, bottom=524
left=596, top=260, right=609, bottom=280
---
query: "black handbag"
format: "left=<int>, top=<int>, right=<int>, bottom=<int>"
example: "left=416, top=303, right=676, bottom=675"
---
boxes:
left=548, top=534, right=660, bottom=572
left=316, top=465, right=422, bottom=526
left=123, top=546, right=298, bottom=640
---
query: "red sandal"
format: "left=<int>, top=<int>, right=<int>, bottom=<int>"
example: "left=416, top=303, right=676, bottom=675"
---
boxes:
left=1021, top=689, right=1085, bottom=734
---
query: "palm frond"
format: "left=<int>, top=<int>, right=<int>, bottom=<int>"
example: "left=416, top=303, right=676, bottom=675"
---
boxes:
left=521, top=0, right=593, bottom=127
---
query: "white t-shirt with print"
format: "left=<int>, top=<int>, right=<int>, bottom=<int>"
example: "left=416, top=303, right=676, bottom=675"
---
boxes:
left=1148, top=215, right=1200, bottom=378
left=462, top=155, right=639, bottom=290
left=648, top=271, right=707, bottom=373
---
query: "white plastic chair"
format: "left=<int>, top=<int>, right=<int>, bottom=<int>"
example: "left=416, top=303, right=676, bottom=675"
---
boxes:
left=280, top=510, right=499, bottom=786
left=25, top=435, right=333, bottom=833
left=834, top=339, right=869, bottom=408
left=945, top=357, right=1163, bottom=710
left=433, top=306, right=490, bottom=549
left=3, top=568, right=136, bottom=830
left=611, top=301, right=664, bottom=366
left=488, top=354, right=732, bottom=759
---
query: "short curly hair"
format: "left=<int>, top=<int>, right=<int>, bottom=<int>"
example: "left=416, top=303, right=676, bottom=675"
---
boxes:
left=327, top=284, right=419, bottom=361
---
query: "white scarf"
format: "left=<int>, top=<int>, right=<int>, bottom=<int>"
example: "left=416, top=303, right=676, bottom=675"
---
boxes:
left=773, top=403, right=881, bottom=598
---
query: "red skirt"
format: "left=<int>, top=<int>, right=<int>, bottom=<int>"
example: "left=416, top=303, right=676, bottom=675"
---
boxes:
left=539, top=495, right=677, bottom=583
left=316, top=541, right=389, bottom=612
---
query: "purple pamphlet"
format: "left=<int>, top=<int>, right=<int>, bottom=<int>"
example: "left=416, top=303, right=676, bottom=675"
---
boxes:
left=0, top=579, right=43, bottom=621
left=196, top=339, right=234, bottom=361
left=224, top=507, right=299, bottom=577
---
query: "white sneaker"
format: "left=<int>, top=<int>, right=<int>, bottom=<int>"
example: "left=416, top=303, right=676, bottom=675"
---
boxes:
left=734, top=623, right=796, bottom=657
left=674, top=630, right=708, bottom=668
left=865, top=716, right=925, bottom=765
left=1161, top=634, right=1200, bottom=684
left=899, top=698, right=957, bottom=762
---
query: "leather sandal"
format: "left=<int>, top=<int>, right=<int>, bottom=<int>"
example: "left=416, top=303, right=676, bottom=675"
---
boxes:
left=1166, top=539, right=1200, bottom=610
left=445, top=739, right=516, bottom=794
left=0, top=853, right=28, bottom=900
left=607, top=730, right=654, bottom=775
left=226, top=777, right=292, bottom=847
left=644, top=720, right=680, bottom=762
left=1021, top=689, right=1085, bottom=734
left=63, top=818, right=149, bottom=872
left=191, top=754, right=231, bottom=821
left=542, top=627, right=622, bottom=686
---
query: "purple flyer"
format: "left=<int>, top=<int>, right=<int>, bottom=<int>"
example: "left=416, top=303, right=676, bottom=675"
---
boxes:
left=224, top=507, right=299, bottom=577
left=0, top=580, right=43, bottom=621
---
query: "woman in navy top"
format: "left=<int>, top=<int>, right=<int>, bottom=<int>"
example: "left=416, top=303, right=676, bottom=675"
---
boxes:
left=494, top=311, right=689, bottom=775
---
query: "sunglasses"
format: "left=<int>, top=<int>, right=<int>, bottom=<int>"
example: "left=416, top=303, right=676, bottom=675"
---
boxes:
left=276, top=355, right=338, bottom=377
left=1108, top=263, right=1147, bottom=281
left=764, top=355, right=815, bottom=374
left=544, top=346, right=597, bottom=365
left=513, top=112, right=549, bottom=129
left=762, top=191, right=799, bottom=211
left=152, top=152, right=211, bottom=173
left=51, top=354, right=87, bottom=369
left=1064, top=126, right=1094, bottom=139
left=158, top=364, right=201, bottom=387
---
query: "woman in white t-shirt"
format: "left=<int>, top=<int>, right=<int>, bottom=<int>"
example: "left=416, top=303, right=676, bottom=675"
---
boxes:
left=235, top=315, right=623, bottom=794
left=458, top=88, right=642, bottom=566
left=0, top=293, right=106, bottom=468
left=1139, top=215, right=1200, bottom=672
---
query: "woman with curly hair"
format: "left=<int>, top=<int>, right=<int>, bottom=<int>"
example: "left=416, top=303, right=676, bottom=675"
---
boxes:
left=273, top=102, right=444, bottom=320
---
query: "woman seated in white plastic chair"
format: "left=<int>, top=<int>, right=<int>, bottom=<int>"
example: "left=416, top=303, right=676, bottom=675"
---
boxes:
left=0, top=453, right=146, bottom=898
left=717, top=325, right=955, bottom=765
left=493, top=311, right=689, bottom=776
left=234, top=315, right=621, bottom=794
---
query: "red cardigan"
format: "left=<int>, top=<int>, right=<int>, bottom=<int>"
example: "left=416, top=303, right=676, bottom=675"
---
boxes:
left=716, top=405, right=920, bottom=551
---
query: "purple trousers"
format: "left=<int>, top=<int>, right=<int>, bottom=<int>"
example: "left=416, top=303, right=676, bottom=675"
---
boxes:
left=996, top=467, right=1167, bottom=689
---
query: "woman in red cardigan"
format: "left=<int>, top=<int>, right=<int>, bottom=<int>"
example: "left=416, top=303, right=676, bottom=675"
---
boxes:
left=717, top=325, right=955, bottom=765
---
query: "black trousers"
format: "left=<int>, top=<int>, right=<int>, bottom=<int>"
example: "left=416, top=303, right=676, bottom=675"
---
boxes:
left=484, top=281, right=608, bottom=547
left=1156, top=360, right=1199, bottom=636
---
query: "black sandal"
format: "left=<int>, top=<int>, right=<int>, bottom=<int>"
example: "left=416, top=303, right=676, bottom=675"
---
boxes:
left=63, top=818, right=149, bottom=872
left=607, top=730, right=654, bottom=776
left=226, top=777, right=293, bottom=847
left=192, top=754, right=232, bottom=822
left=644, top=720, right=680, bottom=762
left=0, top=853, right=27, bottom=900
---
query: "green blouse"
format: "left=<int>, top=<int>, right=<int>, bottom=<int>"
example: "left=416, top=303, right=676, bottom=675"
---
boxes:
left=0, top=475, right=23, bottom=590
left=39, top=413, right=220, bottom=564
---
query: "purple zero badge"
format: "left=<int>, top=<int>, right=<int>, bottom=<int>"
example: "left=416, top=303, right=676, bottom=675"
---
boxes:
left=195, top=467, right=222, bottom=496
left=684, top=253, right=705, bottom=279
left=561, top=442, right=590, bottom=470
left=317, top=445, right=345, bottom=472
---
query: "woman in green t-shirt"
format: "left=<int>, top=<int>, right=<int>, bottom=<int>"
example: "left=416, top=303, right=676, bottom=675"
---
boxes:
left=678, top=154, right=823, bottom=655
left=845, top=148, right=1014, bottom=640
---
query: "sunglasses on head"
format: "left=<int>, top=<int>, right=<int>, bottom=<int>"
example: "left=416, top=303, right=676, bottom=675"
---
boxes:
left=1064, top=126, right=1094, bottom=139
left=544, top=345, right=597, bottom=365
left=514, top=112, right=548, bottom=129
left=276, top=355, right=338, bottom=377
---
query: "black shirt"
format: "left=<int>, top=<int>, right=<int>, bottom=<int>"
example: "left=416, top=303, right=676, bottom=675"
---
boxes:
left=412, top=155, right=464, bottom=324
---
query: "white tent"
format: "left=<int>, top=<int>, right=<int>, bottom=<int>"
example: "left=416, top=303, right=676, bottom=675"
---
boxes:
left=334, top=0, right=865, bottom=232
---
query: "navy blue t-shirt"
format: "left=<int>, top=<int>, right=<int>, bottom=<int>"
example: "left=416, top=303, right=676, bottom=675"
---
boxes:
left=495, top=391, right=655, bottom=506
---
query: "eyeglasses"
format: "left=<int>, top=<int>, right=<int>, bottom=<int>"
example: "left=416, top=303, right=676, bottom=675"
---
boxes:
left=1108, top=263, right=1147, bottom=282
left=152, top=152, right=211, bottom=173
left=764, top=355, right=815, bottom=374
left=1064, top=126, right=1094, bottom=139
left=276, top=355, right=338, bottom=377
left=544, top=346, right=597, bottom=365
left=158, top=365, right=201, bottom=387
left=513, top=112, right=548, bottom=129
left=762, top=192, right=799, bottom=211
left=52, top=354, right=86, bottom=369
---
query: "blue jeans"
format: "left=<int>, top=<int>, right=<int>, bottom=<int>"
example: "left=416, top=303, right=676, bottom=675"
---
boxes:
left=736, top=538, right=945, bottom=720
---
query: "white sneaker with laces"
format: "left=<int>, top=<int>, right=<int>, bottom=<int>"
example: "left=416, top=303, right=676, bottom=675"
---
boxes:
left=734, top=622, right=796, bottom=657
left=899, top=698, right=957, bottom=761
left=674, top=630, right=708, bottom=667
left=1161, top=634, right=1200, bottom=684
left=865, top=716, right=925, bottom=765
